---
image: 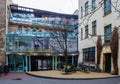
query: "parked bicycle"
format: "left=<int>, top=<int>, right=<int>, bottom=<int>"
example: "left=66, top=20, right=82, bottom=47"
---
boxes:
left=3, top=65, right=9, bottom=75
left=0, top=65, right=3, bottom=76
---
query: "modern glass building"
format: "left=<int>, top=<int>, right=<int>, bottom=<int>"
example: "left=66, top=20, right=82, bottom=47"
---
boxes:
left=6, top=5, right=78, bottom=72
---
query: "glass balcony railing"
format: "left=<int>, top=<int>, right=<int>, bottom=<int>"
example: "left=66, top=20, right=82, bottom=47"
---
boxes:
left=7, top=31, right=77, bottom=39
left=6, top=33, right=78, bottom=53
left=6, top=45, right=78, bottom=54
left=9, top=17, right=77, bottom=30
left=7, top=31, right=51, bottom=37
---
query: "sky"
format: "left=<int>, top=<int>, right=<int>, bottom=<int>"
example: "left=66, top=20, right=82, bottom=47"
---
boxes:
left=12, top=0, right=78, bottom=14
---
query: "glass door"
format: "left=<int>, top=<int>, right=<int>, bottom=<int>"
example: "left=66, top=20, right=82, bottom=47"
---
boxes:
left=15, top=56, right=24, bottom=72
left=8, top=55, right=15, bottom=71
left=8, top=55, right=25, bottom=72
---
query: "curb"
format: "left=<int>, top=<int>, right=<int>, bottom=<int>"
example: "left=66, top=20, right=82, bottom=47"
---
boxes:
left=26, top=72, right=120, bottom=80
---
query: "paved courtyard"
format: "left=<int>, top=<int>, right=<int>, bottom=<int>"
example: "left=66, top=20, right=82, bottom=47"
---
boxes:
left=27, top=70, right=120, bottom=79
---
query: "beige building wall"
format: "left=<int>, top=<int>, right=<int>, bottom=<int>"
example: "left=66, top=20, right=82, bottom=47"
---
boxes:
left=78, top=0, right=120, bottom=74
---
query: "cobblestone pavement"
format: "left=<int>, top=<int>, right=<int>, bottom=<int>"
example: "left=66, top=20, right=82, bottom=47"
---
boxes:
left=0, top=75, right=120, bottom=84
left=0, top=72, right=31, bottom=79
left=0, top=71, right=120, bottom=84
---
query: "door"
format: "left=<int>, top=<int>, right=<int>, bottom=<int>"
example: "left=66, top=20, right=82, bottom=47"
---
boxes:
left=15, top=56, right=24, bottom=72
left=105, top=53, right=111, bottom=73
left=8, top=55, right=25, bottom=72
left=31, top=56, right=52, bottom=71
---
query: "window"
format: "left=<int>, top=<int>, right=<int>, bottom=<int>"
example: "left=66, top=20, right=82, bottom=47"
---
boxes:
left=83, top=47, right=95, bottom=62
left=85, top=1, right=89, bottom=15
left=104, top=0, right=111, bottom=15
left=81, top=28, right=83, bottom=40
left=32, top=29, right=36, bottom=32
left=104, top=24, right=111, bottom=43
left=18, top=26, right=22, bottom=32
left=81, top=7, right=83, bottom=18
left=92, top=0, right=96, bottom=10
left=25, top=28, right=29, bottom=32
left=85, top=25, right=88, bottom=38
left=92, top=20, right=96, bottom=35
left=39, top=30, right=41, bottom=32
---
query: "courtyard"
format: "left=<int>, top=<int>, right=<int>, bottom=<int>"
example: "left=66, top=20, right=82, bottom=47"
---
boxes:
left=27, top=70, right=120, bottom=79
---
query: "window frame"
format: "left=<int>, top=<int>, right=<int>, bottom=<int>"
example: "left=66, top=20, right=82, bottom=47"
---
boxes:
left=85, top=1, right=89, bottom=15
left=83, top=47, right=95, bottom=63
left=92, top=0, right=96, bottom=10
left=85, top=25, right=88, bottom=39
left=92, top=20, right=97, bottom=36
left=81, top=6, right=83, bottom=18
left=104, top=24, right=111, bottom=43
left=104, top=0, right=111, bottom=15
left=81, top=28, right=83, bottom=40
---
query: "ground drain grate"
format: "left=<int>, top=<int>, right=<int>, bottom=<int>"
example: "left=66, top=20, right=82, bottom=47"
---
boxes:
left=12, top=78, right=22, bottom=80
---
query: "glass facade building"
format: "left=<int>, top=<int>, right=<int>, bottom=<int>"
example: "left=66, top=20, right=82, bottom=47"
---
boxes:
left=6, top=5, right=78, bottom=72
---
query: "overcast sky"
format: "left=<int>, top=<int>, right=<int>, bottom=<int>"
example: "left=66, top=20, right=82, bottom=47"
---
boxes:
left=12, top=0, right=78, bottom=14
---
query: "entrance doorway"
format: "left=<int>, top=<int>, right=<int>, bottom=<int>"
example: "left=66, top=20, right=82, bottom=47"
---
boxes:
left=8, top=55, right=25, bottom=72
left=104, top=53, right=111, bottom=73
left=31, top=56, right=52, bottom=71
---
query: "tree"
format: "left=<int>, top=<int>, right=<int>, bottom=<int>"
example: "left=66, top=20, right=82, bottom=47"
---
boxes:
left=96, top=35, right=102, bottom=69
left=110, top=27, right=119, bottom=75
left=49, top=20, right=78, bottom=74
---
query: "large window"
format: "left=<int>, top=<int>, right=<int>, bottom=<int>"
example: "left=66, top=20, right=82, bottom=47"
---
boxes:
left=85, top=25, right=88, bottom=38
left=92, top=20, right=96, bottom=36
left=104, top=0, right=111, bottom=15
left=85, top=1, right=89, bottom=15
left=104, top=24, right=111, bottom=43
left=92, top=0, right=96, bottom=10
left=83, top=47, right=95, bottom=62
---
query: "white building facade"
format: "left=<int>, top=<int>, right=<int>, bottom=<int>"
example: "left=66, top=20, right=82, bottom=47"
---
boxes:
left=78, top=0, right=120, bottom=74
